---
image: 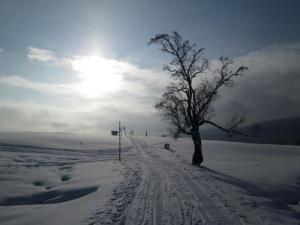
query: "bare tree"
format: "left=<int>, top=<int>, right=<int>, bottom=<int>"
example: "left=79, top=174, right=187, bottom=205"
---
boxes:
left=149, top=31, right=248, bottom=166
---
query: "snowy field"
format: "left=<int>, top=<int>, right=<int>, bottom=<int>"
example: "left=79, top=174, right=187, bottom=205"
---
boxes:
left=0, top=132, right=299, bottom=224
left=149, top=137, right=300, bottom=205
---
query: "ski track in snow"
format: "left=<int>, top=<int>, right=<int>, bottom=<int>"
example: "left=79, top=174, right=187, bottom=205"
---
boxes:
left=86, top=137, right=243, bottom=225
left=1, top=135, right=299, bottom=225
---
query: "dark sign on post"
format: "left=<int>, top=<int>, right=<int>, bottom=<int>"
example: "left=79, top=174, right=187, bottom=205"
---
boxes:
left=111, top=122, right=121, bottom=161
left=111, top=130, right=118, bottom=136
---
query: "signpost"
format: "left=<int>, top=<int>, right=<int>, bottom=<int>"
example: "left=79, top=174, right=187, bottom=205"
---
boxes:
left=111, top=121, right=121, bottom=161
left=111, top=130, right=118, bottom=136
left=119, top=121, right=121, bottom=161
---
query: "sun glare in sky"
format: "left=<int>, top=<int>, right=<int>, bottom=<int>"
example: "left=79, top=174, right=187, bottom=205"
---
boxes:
left=70, top=55, right=124, bottom=98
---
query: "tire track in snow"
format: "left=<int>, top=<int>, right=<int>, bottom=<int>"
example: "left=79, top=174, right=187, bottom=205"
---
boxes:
left=132, top=137, right=242, bottom=225
left=86, top=137, right=242, bottom=225
left=125, top=138, right=165, bottom=225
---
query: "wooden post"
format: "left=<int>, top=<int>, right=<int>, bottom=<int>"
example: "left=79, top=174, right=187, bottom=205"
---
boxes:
left=118, top=121, right=121, bottom=161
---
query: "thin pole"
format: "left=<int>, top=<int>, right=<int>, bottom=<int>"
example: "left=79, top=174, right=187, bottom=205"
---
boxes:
left=119, top=121, right=121, bottom=161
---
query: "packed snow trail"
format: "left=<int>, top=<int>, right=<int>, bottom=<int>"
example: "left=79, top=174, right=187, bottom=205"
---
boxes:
left=87, top=137, right=243, bottom=225
left=1, top=133, right=299, bottom=225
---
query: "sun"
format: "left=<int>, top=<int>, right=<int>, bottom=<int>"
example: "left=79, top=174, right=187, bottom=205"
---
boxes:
left=70, top=55, right=124, bottom=98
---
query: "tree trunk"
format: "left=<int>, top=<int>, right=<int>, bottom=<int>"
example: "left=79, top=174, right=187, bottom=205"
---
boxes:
left=192, top=128, right=203, bottom=166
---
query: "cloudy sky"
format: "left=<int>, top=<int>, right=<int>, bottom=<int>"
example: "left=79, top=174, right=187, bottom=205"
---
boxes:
left=0, top=0, right=300, bottom=135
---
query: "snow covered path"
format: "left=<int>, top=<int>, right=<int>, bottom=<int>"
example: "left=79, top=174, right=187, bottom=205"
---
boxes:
left=1, top=133, right=299, bottom=225
left=87, top=137, right=243, bottom=225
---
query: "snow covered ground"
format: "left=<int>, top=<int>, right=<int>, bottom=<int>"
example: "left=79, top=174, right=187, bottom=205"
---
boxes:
left=0, top=132, right=299, bottom=224
left=141, top=136, right=300, bottom=224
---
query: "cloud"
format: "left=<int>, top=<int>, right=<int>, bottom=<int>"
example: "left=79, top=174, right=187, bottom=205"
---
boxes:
left=25, top=48, right=168, bottom=99
left=212, top=42, right=300, bottom=125
left=28, top=46, right=58, bottom=63
left=65, top=55, right=169, bottom=99
left=0, top=98, right=165, bottom=134
left=0, top=48, right=4, bottom=53
left=51, top=122, right=69, bottom=128
left=0, top=75, right=75, bottom=96
left=3, top=43, right=300, bottom=134
left=0, top=52, right=168, bottom=134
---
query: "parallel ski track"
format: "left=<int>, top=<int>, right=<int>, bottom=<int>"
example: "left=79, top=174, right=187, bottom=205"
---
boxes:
left=87, top=137, right=242, bottom=225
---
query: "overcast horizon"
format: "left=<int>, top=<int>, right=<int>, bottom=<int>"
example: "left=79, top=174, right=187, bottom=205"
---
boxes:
left=1, top=0, right=300, bottom=136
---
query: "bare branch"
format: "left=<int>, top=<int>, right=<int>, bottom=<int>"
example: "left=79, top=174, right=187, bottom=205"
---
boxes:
left=204, top=115, right=246, bottom=137
left=150, top=32, right=248, bottom=140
